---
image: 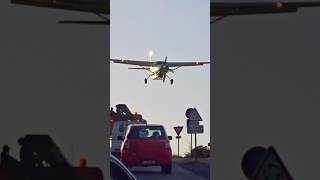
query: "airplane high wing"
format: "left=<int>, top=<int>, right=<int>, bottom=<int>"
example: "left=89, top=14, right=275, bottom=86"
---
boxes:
left=110, top=59, right=209, bottom=67
left=111, top=57, right=209, bottom=85
left=11, top=0, right=109, bottom=24
left=11, top=1, right=320, bottom=24
left=165, top=61, right=210, bottom=67
left=11, top=0, right=109, bottom=14
left=110, top=59, right=151, bottom=67
left=11, top=1, right=320, bottom=16
left=211, top=1, right=320, bottom=17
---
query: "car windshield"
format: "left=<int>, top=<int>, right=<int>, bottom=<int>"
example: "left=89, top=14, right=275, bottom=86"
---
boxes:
left=128, top=126, right=165, bottom=139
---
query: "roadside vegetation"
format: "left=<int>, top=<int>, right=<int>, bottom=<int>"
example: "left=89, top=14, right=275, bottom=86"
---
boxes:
left=173, top=143, right=211, bottom=160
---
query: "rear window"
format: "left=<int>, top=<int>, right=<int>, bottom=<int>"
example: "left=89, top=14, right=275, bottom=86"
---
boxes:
left=128, top=126, right=166, bottom=139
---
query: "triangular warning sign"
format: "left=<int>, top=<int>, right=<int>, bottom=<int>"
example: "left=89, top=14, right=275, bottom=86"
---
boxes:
left=174, top=126, right=183, bottom=136
left=253, top=146, right=293, bottom=180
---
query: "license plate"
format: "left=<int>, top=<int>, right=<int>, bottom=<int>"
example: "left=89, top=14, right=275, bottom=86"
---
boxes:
left=142, top=160, right=155, bottom=165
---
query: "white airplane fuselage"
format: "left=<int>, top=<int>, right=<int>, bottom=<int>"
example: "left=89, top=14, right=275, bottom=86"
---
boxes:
left=149, top=63, right=169, bottom=80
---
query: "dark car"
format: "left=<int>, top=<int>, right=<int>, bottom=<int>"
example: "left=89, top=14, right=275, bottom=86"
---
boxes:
left=110, top=154, right=136, bottom=180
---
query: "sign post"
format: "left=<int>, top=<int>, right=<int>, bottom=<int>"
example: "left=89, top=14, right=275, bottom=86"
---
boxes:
left=173, top=126, right=183, bottom=157
left=195, top=133, right=197, bottom=150
left=186, top=108, right=204, bottom=158
left=176, top=135, right=181, bottom=157
left=190, top=133, right=192, bottom=157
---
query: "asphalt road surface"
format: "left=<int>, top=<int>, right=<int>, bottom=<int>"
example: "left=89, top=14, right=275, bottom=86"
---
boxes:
left=130, top=163, right=208, bottom=180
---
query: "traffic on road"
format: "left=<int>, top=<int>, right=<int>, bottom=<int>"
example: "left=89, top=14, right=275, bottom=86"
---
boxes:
left=109, top=104, right=209, bottom=180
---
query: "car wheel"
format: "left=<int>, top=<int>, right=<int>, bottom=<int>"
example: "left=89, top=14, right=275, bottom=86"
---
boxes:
left=161, top=164, right=172, bottom=174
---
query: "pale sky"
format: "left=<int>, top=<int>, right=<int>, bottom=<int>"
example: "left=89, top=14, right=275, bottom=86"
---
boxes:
left=110, top=0, right=210, bottom=155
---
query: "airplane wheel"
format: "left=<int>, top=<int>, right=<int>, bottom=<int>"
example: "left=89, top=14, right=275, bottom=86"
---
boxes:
left=144, top=78, right=147, bottom=84
left=170, top=79, right=173, bottom=85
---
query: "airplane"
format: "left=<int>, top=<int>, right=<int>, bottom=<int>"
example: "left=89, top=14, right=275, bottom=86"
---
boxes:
left=110, top=51, right=210, bottom=85
left=10, top=1, right=320, bottom=25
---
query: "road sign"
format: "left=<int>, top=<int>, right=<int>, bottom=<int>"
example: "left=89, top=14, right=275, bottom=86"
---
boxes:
left=173, top=126, right=183, bottom=136
left=253, top=146, right=293, bottom=180
left=187, top=120, right=203, bottom=134
left=187, top=124, right=204, bottom=134
left=187, top=120, right=199, bottom=127
left=242, top=147, right=268, bottom=179
left=185, top=108, right=202, bottom=121
left=242, top=146, right=293, bottom=180
left=173, top=128, right=183, bottom=158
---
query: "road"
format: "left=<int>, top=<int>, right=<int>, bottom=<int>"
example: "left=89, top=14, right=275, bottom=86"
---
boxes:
left=130, top=163, right=208, bottom=180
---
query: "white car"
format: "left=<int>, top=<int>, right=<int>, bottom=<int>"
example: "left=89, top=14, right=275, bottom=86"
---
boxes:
left=110, top=120, right=146, bottom=158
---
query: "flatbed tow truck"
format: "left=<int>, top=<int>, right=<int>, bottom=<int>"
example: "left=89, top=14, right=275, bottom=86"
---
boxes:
left=109, top=104, right=147, bottom=158
left=110, top=104, right=147, bottom=136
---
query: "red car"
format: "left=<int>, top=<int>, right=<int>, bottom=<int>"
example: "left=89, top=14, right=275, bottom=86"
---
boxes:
left=120, top=124, right=173, bottom=173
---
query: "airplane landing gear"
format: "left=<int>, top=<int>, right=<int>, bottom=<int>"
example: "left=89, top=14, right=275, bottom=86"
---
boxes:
left=166, top=74, right=173, bottom=85
left=144, top=74, right=152, bottom=84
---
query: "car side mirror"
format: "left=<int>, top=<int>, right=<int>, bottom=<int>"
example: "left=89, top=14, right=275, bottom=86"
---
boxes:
left=168, top=136, right=172, bottom=140
left=117, top=136, right=124, bottom=140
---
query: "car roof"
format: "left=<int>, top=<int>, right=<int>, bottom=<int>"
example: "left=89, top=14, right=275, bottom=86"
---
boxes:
left=114, top=120, right=140, bottom=124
